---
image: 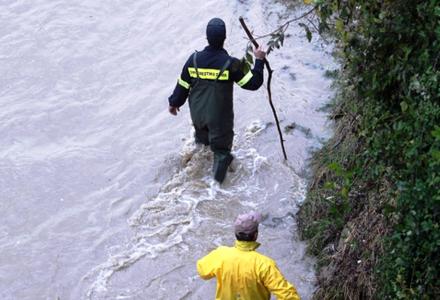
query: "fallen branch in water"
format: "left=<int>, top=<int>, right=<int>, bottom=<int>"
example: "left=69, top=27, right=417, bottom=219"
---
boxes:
left=239, top=16, right=288, bottom=161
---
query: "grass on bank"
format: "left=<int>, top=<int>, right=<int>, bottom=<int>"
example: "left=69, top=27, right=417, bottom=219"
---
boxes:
left=296, top=0, right=440, bottom=299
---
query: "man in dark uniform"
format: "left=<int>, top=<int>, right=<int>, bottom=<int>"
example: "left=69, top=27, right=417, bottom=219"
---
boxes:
left=168, top=17, right=266, bottom=183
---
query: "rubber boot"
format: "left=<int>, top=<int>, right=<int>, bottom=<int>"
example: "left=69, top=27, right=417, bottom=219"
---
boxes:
left=213, top=152, right=233, bottom=183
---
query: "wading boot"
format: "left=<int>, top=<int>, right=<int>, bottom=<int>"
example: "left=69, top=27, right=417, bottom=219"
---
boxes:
left=213, top=153, right=233, bottom=183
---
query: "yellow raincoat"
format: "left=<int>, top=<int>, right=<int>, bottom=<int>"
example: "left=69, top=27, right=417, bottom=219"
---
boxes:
left=197, top=240, right=300, bottom=300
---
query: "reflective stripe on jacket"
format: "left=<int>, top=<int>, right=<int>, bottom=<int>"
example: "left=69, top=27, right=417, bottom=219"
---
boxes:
left=197, top=241, right=301, bottom=300
left=168, top=45, right=264, bottom=108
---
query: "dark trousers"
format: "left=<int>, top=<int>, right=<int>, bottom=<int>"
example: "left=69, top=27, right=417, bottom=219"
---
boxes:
left=194, top=125, right=233, bottom=182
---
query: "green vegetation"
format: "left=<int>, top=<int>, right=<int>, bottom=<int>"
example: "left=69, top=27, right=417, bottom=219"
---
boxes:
left=295, top=0, right=440, bottom=299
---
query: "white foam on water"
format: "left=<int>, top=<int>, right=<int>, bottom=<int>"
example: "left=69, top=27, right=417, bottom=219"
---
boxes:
left=0, top=0, right=335, bottom=298
left=84, top=121, right=276, bottom=297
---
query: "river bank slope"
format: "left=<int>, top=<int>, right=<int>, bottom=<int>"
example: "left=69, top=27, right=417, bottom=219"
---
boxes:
left=296, top=1, right=440, bottom=299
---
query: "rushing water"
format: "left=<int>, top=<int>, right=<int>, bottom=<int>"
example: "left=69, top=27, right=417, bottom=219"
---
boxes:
left=0, top=0, right=335, bottom=299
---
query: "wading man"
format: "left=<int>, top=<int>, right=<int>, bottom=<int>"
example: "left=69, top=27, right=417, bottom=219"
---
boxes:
left=168, top=18, right=266, bottom=183
left=197, top=212, right=301, bottom=300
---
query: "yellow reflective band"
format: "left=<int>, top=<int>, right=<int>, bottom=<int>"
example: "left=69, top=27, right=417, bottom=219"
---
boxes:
left=178, top=77, right=190, bottom=89
left=188, top=68, right=229, bottom=80
left=237, top=71, right=253, bottom=87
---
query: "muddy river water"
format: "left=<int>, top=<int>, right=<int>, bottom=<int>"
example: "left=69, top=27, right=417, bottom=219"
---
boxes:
left=0, top=0, right=335, bottom=299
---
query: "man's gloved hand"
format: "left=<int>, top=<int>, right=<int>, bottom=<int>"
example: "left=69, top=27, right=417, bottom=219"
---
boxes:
left=253, top=46, right=266, bottom=60
left=169, top=105, right=180, bottom=116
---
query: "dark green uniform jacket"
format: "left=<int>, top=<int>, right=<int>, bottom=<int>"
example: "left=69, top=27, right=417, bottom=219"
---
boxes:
left=168, top=45, right=264, bottom=182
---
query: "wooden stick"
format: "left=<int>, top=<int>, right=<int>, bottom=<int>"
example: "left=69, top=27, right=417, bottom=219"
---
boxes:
left=239, top=17, right=288, bottom=160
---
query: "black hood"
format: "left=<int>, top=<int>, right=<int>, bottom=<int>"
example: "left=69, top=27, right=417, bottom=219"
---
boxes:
left=206, top=18, right=226, bottom=48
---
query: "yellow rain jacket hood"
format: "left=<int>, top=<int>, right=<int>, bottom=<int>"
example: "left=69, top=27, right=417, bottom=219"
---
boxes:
left=197, top=240, right=300, bottom=300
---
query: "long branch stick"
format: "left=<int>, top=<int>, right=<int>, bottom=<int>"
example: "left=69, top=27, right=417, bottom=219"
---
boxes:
left=239, top=17, right=288, bottom=161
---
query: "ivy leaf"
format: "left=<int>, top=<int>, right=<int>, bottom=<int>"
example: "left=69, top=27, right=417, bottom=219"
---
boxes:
left=328, top=162, right=341, bottom=171
left=240, top=57, right=251, bottom=74
left=245, top=52, right=254, bottom=65
left=266, top=42, right=273, bottom=55
left=341, top=187, right=349, bottom=199
left=299, top=22, right=312, bottom=42
left=335, top=19, right=344, bottom=33
left=432, top=126, right=440, bottom=140
left=432, top=150, right=440, bottom=161
left=400, top=101, right=408, bottom=112
left=324, top=181, right=336, bottom=189
left=279, top=32, right=285, bottom=46
left=306, top=29, right=312, bottom=42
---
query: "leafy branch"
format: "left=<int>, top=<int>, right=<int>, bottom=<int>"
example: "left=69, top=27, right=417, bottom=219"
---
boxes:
left=237, top=5, right=322, bottom=160
left=239, top=17, right=288, bottom=161
left=255, top=6, right=318, bottom=54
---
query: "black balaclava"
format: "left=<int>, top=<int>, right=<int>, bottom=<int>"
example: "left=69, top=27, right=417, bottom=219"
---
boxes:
left=206, top=18, right=226, bottom=49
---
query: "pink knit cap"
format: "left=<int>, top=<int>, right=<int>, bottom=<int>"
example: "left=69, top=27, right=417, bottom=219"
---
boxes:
left=234, top=212, right=263, bottom=234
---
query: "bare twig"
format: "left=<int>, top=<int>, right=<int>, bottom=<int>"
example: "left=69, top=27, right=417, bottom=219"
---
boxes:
left=254, top=6, right=317, bottom=41
left=307, top=17, right=329, bottom=43
left=307, top=17, right=320, bottom=34
left=239, top=17, right=288, bottom=161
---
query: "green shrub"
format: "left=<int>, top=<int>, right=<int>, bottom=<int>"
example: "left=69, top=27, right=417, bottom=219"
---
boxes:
left=301, top=0, right=440, bottom=298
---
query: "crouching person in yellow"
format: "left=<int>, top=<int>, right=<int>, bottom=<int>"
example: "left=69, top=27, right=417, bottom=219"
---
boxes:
left=197, top=212, right=300, bottom=300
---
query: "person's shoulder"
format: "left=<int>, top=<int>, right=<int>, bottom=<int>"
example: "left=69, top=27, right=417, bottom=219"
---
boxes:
left=209, top=245, right=233, bottom=253
left=181, top=52, right=193, bottom=66
left=187, top=51, right=198, bottom=61
left=253, top=251, right=277, bottom=265
left=183, top=51, right=201, bottom=66
left=217, top=245, right=234, bottom=251
left=204, top=245, right=233, bottom=259
left=228, top=56, right=241, bottom=64
left=228, top=56, right=243, bottom=73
